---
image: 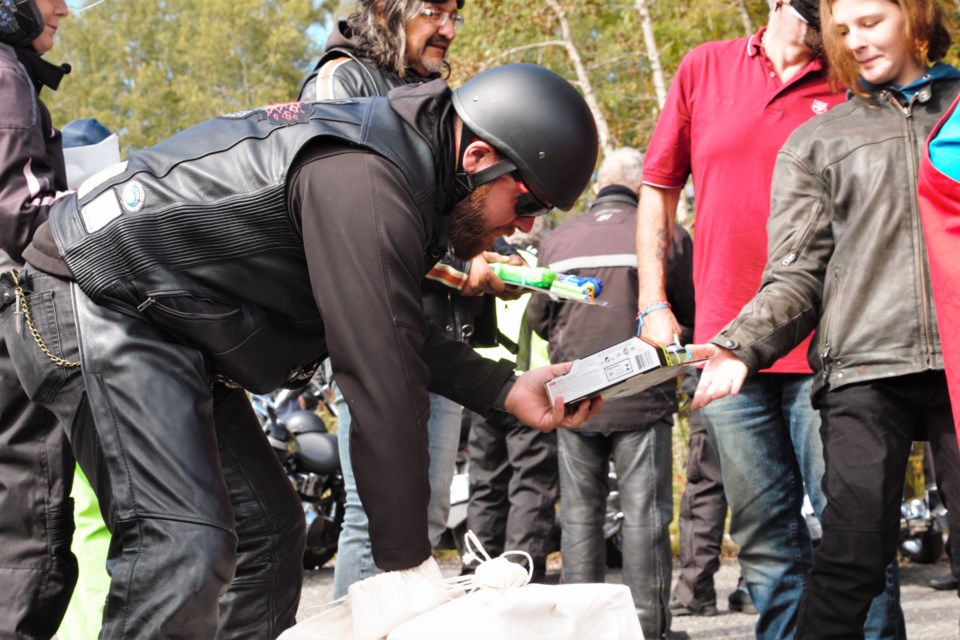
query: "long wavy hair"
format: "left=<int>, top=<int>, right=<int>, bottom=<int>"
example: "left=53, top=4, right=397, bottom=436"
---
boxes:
left=820, top=0, right=953, bottom=96
left=347, top=0, right=453, bottom=78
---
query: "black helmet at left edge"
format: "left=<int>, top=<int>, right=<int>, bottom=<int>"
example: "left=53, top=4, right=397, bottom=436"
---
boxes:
left=452, top=63, right=599, bottom=212
left=0, top=0, right=44, bottom=47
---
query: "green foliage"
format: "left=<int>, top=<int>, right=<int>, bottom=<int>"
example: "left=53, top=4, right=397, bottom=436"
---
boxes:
left=41, top=0, right=960, bottom=181
left=46, top=0, right=331, bottom=150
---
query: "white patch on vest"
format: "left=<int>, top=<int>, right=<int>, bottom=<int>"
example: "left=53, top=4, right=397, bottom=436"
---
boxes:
left=812, top=99, right=829, bottom=115
left=80, top=190, right=122, bottom=233
left=121, top=181, right=145, bottom=212
left=78, top=161, right=128, bottom=200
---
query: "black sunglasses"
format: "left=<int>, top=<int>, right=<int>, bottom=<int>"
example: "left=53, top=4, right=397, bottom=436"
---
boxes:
left=511, top=172, right=552, bottom=218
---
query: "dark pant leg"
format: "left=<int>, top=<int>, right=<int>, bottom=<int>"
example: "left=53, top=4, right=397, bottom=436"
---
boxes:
left=502, top=413, right=558, bottom=579
left=614, top=422, right=674, bottom=640
left=0, top=283, right=77, bottom=640
left=796, top=377, right=918, bottom=640
left=68, top=287, right=239, bottom=639
left=466, top=410, right=511, bottom=557
left=213, top=386, right=306, bottom=638
left=557, top=429, right=609, bottom=584
left=673, top=411, right=726, bottom=610
left=922, top=374, right=960, bottom=591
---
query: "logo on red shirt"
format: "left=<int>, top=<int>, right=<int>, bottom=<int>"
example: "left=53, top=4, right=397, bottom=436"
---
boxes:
left=812, top=99, right=829, bottom=115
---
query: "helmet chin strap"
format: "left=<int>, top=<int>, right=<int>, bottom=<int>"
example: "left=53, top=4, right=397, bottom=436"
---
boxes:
left=452, top=125, right=516, bottom=203
left=453, top=160, right=516, bottom=203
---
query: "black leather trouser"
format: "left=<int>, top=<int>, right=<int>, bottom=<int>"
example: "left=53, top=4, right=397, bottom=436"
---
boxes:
left=1, top=268, right=305, bottom=639
left=557, top=421, right=673, bottom=640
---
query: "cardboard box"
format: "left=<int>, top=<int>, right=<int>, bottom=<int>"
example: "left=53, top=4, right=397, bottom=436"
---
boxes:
left=545, top=336, right=705, bottom=405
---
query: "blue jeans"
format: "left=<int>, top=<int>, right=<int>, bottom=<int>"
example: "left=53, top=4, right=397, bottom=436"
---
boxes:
left=702, top=373, right=903, bottom=639
left=332, top=387, right=461, bottom=598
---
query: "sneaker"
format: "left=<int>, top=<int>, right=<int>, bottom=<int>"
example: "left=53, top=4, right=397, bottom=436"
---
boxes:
left=668, top=595, right=719, bottom=617
left=728, top=587, right=758, bottom=615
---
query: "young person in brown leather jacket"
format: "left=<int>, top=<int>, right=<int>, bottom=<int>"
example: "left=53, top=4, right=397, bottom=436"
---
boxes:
left=690, top=0, right=960, bottom=635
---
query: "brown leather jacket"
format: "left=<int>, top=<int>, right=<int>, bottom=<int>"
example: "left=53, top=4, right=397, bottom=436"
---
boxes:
left=714, top=74, right=960, bottom=399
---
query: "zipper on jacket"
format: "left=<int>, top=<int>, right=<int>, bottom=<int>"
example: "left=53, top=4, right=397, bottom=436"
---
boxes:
left=778, top=198, right=825, bottom=269
left=896, top=93, right=936, bottom=368
left=137, top=291, right=241, bottom=319
left=819, top=268, right=842, bottom=383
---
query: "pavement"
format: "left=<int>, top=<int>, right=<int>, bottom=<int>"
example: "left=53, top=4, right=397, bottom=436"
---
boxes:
left=297, top=555, right=960, bottom=639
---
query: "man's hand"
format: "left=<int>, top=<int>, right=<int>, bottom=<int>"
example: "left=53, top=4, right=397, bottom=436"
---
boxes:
left=687, top=344, right=749, bottom=410
left=461, top=251, right=526, bottom=300
left=504, top=363, right=603, bottom=431
left=638, top=306, right=681, bottom=346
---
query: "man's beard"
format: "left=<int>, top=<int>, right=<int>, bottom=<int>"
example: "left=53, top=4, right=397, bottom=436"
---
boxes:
left=420, top=38, right=449, bottom=74
left=449, top=183, right=493, bottom=259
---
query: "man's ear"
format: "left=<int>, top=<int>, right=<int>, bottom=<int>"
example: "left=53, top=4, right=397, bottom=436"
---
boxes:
left=461, top=140, right=497, bottom=174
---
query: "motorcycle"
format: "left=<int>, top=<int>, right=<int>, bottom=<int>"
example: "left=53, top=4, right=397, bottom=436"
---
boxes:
left=899, top=442, right=947, bottom=564
left=250, top=371, right=346, bottom=570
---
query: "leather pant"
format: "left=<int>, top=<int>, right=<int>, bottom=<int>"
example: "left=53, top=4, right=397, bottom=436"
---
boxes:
left=557, top=421, right=673, bottom=639
left=1, top=267, right=305, bottom=639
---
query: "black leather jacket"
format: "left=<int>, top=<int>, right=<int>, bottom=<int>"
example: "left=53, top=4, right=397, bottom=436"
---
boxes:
left=714, top=75, right=960, bottom=398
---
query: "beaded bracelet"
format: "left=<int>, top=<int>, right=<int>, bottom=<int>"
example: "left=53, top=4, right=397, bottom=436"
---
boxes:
left=636, top=301, right=671, bottom=334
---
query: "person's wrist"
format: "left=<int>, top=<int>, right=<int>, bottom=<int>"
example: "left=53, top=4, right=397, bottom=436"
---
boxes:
left=637, top=300, right=671, bottom=332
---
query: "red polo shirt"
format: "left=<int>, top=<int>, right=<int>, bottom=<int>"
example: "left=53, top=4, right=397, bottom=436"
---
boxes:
left=643, top=28, right=845, bottom=374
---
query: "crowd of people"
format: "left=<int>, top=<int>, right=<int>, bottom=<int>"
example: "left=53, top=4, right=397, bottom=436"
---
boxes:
left=0, top=0, right=958, bottom=638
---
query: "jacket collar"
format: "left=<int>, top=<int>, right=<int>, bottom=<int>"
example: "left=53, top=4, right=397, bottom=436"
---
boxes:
left=595, top=184, right=638, bottom=207
left=13, top=46, right=69, bottom=93
left=859, top=63, right=960, bottom=106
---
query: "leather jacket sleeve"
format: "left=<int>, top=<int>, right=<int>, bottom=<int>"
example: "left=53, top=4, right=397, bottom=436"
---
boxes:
left=0, top=46, right=66, bottom=267
left=712, top=147, right=830, bottom=373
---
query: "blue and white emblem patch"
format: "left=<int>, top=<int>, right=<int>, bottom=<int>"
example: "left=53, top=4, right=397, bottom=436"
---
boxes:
left=121, top=181, right=145, bottom=212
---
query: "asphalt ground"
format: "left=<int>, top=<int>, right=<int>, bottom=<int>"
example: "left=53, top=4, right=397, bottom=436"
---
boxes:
left=297, top=555, right=959, bottom=639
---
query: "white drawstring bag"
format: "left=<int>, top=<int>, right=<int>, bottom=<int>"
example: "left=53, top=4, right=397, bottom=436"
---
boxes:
left=387, top=533, right=643, bottom=639
left=279, top=556, right=462, bottom=640
left=279, top=532, right=642, bottom=640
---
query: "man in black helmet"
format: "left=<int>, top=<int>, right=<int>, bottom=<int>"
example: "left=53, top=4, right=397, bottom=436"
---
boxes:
left=0, top=62, right=600, bottom=638
left=0, top=0, right=73, bottom=637
left=297, top=0, right=521, bottom=600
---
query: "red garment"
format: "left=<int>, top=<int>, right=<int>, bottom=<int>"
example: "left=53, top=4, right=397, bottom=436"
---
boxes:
left=643, top=29, right=845, bottom=373
left=918, top=91, right=960, bottom=446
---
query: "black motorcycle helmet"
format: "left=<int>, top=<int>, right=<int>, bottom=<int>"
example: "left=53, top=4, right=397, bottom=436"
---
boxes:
left=284, top=410, right=328, bottom=435
left=0, top=0, right=44, bottom=47
left=451, top=63, right=599, bottom=212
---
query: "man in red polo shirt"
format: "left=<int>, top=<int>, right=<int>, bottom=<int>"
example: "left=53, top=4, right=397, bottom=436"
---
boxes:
left=636, top=1, right=901, bottom=638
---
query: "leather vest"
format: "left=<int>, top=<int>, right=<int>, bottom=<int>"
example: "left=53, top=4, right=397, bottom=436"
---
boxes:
left=47, top=97, right=438, bottom=392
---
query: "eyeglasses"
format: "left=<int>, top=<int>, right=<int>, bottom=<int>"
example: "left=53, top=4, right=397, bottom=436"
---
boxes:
left=419, top=7, right=465, bottom=30
left=512, top=172, right=552, bottom=218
